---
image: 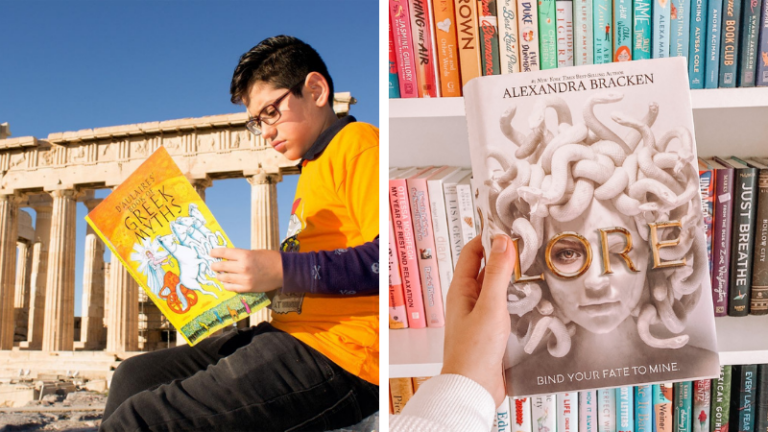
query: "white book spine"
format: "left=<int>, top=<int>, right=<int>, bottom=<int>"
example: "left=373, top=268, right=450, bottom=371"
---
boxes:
left=517, top=0, right=541, bottom=71
left=580, top=391, right=598, bottom=432
left=494, top=396, right=513, bottom=432
left=443, top=182, right=464, bottom=267
left=498, top=0, right=522, bottom=73
left=427, top=175, right=456, bottom=308
left=556, top=1, right=575, bottom=67
left=532, top=395, right=557, bottom=432
left=558, top=392, right=579, bottom=432
left=456, top=181, right=477, bottom=245
left=573, top=0, right=593, bottom=64
left=512, top=397, right=534, bottom=432
left=599, top=389, right=617, bottom=432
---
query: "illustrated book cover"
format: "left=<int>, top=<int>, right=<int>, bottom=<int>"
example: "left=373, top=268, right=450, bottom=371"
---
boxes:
left=85, top=146, right=270, bottom=346
left=464, top=56, right=721, bottom=397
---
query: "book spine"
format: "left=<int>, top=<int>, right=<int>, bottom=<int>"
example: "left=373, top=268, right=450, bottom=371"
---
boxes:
left=671, top=0, right=691, bottom=58
left=389, top=180, right=428, bottom=328
left=388, top=216, right=408, bottom=328
left=739, top=0, right=762, bottom=87
left=634, top=0, right=653, bottom=59
left=411, top=376, right=431, bottom=392
left=756, top=364, right=768, bottom=432
left=391, top=0, right=420, bottom=98
left=705, top=0, right=724, bottom=87
left=618, top=387, right=635, bottom=432
left=594, top=0, right=613, bottom=63
left=581, top=391, right=599, bottom=432
left=699, top=164, right=716, bottom=280
left=427, top=176, right=457, bottom=312
left=518, top=0, right=542, bottom=70
left=653, top=0, right=672, bottom=58
left=731, top=365, right=758, bottom=432
left=539, top=0, right=558, bottom=68
left=558, top=392, right=579, bottom=432
left=654, top=384, right=674, bottom=432
left=574, top=0, right=594, bottom=64
left=615, top=0, right=634, bottom=60
left=636, top=386, right=654, bottom=432
left=390, top=377, right=415, bottom=414
left=711, top=365, right=733, bottom=432
left=444, top=181, right=464, bottom=267
left=456, top=182, right=478, bottom=246
left=718, top=0, right=742, bottom=87
left=556, top=0, right=575, bottom=66
left=728, top=166, right=758, bottom=316
left=674, top=382, right=693, bottom=432
left=495, top=396, right=513, bottom=432
left=426, top=0, right=443, bottom=97
left=479, top=0, right=502, bottom=75
left=432, top=0, right=463, bottom=96
left=600, top=389, right=617, bottom=432
left=711, top=166, right=734, bottom=317
left=455, top=0, right=483, bottom=86
left=694, top=380, right=713, bottom=432
left=689, top=0, right=707, bottom=87
left=512, top=397, right=534, bottom=432
left=389, top=23, right=402, bottom=98
left=532, top=395, right=557, bottom=432
left=757, top=0, right=768, bottom=86
left=498, top=0, right=522, bottom=73
left=410, top=0, right=439, bottom=97
left=751, top=168, right=768, bottom=315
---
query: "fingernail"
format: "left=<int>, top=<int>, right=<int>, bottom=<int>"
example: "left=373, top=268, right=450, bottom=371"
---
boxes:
left=492, top=235, right=508, bottom=253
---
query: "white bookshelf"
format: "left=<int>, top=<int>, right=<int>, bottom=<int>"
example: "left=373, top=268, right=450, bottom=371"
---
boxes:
left=389, top=87, right=768, bottom=380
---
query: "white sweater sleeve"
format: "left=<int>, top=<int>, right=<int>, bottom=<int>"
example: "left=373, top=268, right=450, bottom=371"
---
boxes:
left=389, top=374, right=496, bottom=432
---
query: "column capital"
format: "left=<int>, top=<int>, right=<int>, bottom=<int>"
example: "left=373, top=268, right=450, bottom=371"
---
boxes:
left=26, top=193, right=53, bottom=214
left=246, top=171, right=282, bottom=185
left=190, top=176, right=213, bottom=190
left=48, top=189, right=77, bottom=200
left=83, top=198, right=103, bottom=212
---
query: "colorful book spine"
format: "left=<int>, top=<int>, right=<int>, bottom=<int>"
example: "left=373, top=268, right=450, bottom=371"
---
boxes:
left=518, top=0, right=541, bottom=71
left=456, top=176, right=478, bottom=245
left=389, top=216, right=408, bottom=328
left=532, top=395, right=557, bottom=432
left=698, top=159, right=716, bottom=279
left=391, top=0, right=420, bottom=98
left=710, top=161, right=734, bottom=317
left=444, top=173, right=467, bottom=267
left=479, top=0, right=502, bottom=75
left=653, top=0, right=672, bottom=58
left=694, top=380, right=713, bottom=432
left=432, top=0, right=463, bottom=96
left=739, top=0, right=763, bottom=87
left=618, top=387, right=635, bottom=432
left=389, top=23, right=402, bottom=98
left=671, top=0, right=691, bottom=58
left=390, top=377, right=415, bottom=414
left=756, top=364, right=768, bottom=432
left=750, top=161, right=768, bottom=315
left=389, top=179, right=428, bottom=328
left=634, top=0, right=653, bottom=59
left=409, top=0, right=438, bottom=97
left=615, top=0, right=633, bottom=60
left=558, top=393, right=579, bottom=432
left=495, top=396, right=513, bottom=432
left=636, top=386, right=653, bottom=432
left=655, top=384, right=674, bottom=432
left=594, top=0, right=613, bottom=63
left=539, top=0, right=558, bottom=68
left=411, top=376, right=430, bottom=392
left=689, top=0, right=707, bottom=88
left=600, top=389, right=617, bottom=432
left=455, top=0, right=483, bottom=86
left=705, top=0, right=723, bottom=87
left=711, top=365, right=732, bottom=432
left=718, top=0, right=742, bottom=87
left=675, top=382, right=693, bottom=432
left=581, top=391, right=599, bottom=432
left=498, top=0, right=522, bottom=73
left=758, top=0, right=768, bottom=86
left=574, top=0, right=594, bottom=64
left=513, top=397, right=534, bottom=432
left=427, top=168, right=460, bottom=311
left=556, top=0, right=575, bottom=66
left=731, top=365, right=758, bottom=432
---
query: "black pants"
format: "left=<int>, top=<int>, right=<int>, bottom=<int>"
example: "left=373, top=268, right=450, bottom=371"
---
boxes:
left=101, top=323, right=378, bottom=432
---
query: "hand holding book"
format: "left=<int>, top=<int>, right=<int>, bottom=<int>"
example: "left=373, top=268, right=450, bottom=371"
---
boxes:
left=210, top=248, right=283, bottom=293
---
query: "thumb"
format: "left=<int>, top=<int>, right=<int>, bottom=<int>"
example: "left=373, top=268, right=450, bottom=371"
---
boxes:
left=474, top=235, right=516, bottom=314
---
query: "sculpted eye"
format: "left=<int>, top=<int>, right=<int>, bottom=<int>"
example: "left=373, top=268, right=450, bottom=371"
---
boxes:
left=556, top=249, right=581, bottom=264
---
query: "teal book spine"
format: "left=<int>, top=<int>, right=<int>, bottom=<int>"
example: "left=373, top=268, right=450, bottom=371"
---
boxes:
left=389, top=23, right=401, bottom=98
left=704, top=0, right=723, bottom=87
left=718, top=0, right=741, bottom=87
left=670, top=0, right=691, bottom=57
left=688, top=0, right=707, bottom=87
left=618, top=387, right=635, bottom=432
left=738, top=0, right=762, bottom=87
left=634, top=0, right=653, bottom=58
left=636, top=386, right=653, bottom=432
left=594, top=0, right=613, bottom=63
left=574, top=0, right=594, bottom=64
left=674, top=382, right=693, bottom=432
left=539, top=0, right=559, bottom=68
left=615, top=0, right=634, bottom=60
left=653, top=0, right=672, bottom=58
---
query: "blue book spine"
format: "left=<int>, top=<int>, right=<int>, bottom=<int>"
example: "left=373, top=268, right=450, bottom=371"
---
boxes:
left=718, top=0, right=742, bottom=87
left=574, top=0, right=594, bottom=64
left=599, top=389, right=617, bottom=432
left=653, top=0, right=673, bottom=57
left=594, top=0, right=613, bottom=62
left=738, top=0, right=763, bottom=87
left=674, top=382, right=693, bottom=432
left=618, top=387, right=635, bottom=432
left=634, top=0, right=653, bottom=58
left=671, top=0, right=692, bottom=57
left=615, top=0, right=634, bottom=60
left=689, top=0, right=708, bottom=87
left=704, top=0, right=724, bottom=87
left=758, top=0, right=768, bottom=85
left=636, top=386, right=653, bottom=432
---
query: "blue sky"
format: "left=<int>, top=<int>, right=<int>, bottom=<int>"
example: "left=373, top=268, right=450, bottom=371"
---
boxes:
left=0, top=1, right=379, bottom=316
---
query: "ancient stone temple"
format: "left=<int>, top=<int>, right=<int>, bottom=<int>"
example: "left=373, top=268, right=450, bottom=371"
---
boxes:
left=0, top=94, right=355, bottom=378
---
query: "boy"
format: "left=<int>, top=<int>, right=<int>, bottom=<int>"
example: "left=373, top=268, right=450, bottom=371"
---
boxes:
left=101, top=36, right=379, bottom=431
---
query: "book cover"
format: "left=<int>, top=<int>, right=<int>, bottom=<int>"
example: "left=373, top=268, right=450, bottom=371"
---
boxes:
left=432, top=0, right=464, bottom=96
left=532, top=395, right=557, bottom=432
left=756, top=364, right=768, bottom=432
left=539, top=0, right=558, bottom=69
left=513, top=397, right=534, bottom=432
left=757, top=0, right=768, bottom=86
left=85, top=147, right=269, bottom=346
left=389, top=215, right=409, bottom=328
left=574, top=0, right=594, bottom=64
left=634, top=0, right=654, bottom=59
left=456, top=172, right=478, bottom=245
left=704, top=0, right=724, bottom=87
left=739, top=0, right=763, bottom=87
left=498, top=0, right=523, bottom=73
left=556, top=0, right=575, bottom=67
left=718, top=0, right=742, bottom=87
left=670, top=0, right=691, bottom=58
left=618, top=387, right=635, bottom=432
left=518, top=0, right=542, bottom=71
left=479, top=0, right=503, bottom=75
left=455, top=0, right=483, bottom=86
left=594, top=0, right=613, bottom=63
left=581, top=391, right=599, bottom=432
left=706, top=158, right=733, bottom=317
left=391, top=0, right=420, bottom=98
left=653, top=0, right=672, bottom=58
left=689, top=0, right=707, bottom=88
left=495, top=396, right=513, bottom=432
left=444, top=168, right=472, bottom=267
left=711, top=365, right=733, bottom=432
left=675, top=382, right=693, bottom=432
left=693, top=380, right=712, bottom=432
left=655, top=384, right=674, bottom=432
left=464, top=57, right=720, bottom=397
left=600, top=389, right=618, bottom=432
left=746, top=158, right=768, bottom=315
left=615, top=0, right=634, bottom=61
left=637, top=385, right=654, bottom=432
left=427, top=166, right=462, bottom=309
left=730, top=365, right=758, bottom=432
left=390, top=22, right=402, bottom=98
left=558, top=392, right=579, bottom=432
left=410, top=0, right=439, bottom=97
left=697, top=159, right=715, bottom=280
left=390, top=377, right=415, bottom=414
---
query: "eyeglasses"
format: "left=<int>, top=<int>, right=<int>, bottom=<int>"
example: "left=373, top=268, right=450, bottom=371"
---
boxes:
left=245, top=79, right=306, bottom=136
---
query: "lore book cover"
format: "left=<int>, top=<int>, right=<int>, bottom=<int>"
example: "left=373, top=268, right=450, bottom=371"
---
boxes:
left=464, top=57, right=720, bottom=397
left=85, top=146, right=269, bottom=346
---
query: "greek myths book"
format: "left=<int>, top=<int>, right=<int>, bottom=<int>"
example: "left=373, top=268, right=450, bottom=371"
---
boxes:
left=463, top=57, right=720, bottom=397
left=85, top=146, right=270, bottom=346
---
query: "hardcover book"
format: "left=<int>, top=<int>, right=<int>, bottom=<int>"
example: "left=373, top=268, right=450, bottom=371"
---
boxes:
left=464, top=57, right=721, bottom=397
left=757, top=0, right=768, bottom=86
left=556, top=0, right=575, bottom=67
left=85, top=147, right=269, bottom=346
left=756, top=364, right=768, bottom=432
left=718, top=0, right=742, bottom=87
left=746, top=158, right=768, bottom=315
left=705, top=158, right=733, bottom=317
left=688, top=0, right=707, bottom=88
left=711, top=365, right=732, bottom=432
left=432, top=0, right=463, bottom=96
left=539, top=0, right=558, bottom=69
left=739, top=0, right=762, bottom=87
left=574, top=0, right=594, bottom=65
left=498, top=0, right=523, bottom=73
left=704, top=0, right=723, bottom=88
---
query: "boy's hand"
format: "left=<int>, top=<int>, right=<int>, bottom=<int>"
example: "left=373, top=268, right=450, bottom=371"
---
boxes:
left=209, top=248, right=283, bottom=293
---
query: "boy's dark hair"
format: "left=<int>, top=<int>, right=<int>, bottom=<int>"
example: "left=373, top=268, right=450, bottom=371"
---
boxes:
left=230, top=35, right=334, bottom=105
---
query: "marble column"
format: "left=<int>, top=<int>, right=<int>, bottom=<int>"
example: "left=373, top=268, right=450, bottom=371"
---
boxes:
left=80, top=198, right=105, bottom=350
left=0, top=194, right=20, bottom=350
left=106, top=253, right=139, bottom=352
left=42, top=190, right=78, bottom=352
left=26, top=197, right=53, bottom=350
left=13, top=241, right=31, bottom=341
left=247, top=172, right=281, bottom=326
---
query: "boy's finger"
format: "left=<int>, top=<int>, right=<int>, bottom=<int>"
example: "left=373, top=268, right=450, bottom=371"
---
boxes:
left=211, top=260, right=244, bottom=274
left=215, top=272, right=249, bottom=285
left=221, top=282, right=247, bottom=293
left=209, top=247, right=239, bottom=259
left=446, top=236, right=484, bottom=317
left=475, top=235, right=516, bottom=315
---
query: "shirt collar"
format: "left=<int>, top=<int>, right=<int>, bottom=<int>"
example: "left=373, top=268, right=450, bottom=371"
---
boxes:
left=300, top=115, right=357, bottom=165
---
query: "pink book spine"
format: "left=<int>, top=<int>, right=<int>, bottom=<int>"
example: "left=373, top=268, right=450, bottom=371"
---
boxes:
left=406, top=177, right=446, bottom=327
left=390, top=179, right=428, bottom=328
left=408, top=0, right=439, bottom=97
left=390, top=0, right=420, bottom=98
left=389, top=216, right=409, bottom=328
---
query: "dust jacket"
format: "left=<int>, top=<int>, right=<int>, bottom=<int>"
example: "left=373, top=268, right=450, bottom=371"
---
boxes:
left=464, top=57, right=720, bottom=397
left=85, top=146, right=270, bottom=346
